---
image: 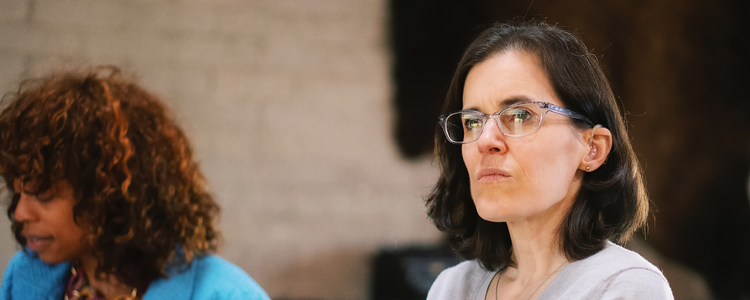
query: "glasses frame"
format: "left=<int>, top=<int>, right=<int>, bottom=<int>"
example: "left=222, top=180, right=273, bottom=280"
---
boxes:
left=438, top=101, right=594, bottom=144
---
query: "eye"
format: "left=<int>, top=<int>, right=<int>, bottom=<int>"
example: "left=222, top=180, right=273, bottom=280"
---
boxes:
left=503, top=108, right=534, bottom=123
left=35, top=189, right=56, bottom=203
left=463, top=116, right=483, bottom=129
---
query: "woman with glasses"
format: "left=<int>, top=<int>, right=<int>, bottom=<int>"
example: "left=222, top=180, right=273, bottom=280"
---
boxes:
left=0, top=66, right=270, bottom=300
left=426, top=21, right=673, bottom=299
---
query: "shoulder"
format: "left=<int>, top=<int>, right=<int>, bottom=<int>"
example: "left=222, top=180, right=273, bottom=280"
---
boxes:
left=147, top=254, right=270, bottom=300
left=542, top=242, right=673, bottom=300
left=597, top=267, right=674, bottom=299
left=571, top=241, right=664, bottom=274
left=427, top=260, right=495, bottom=300
left=191, top=255, right=270, bottom=300
left=191, top=255, right=254, bottom=280
left=1, top=250, right=71, bottom=300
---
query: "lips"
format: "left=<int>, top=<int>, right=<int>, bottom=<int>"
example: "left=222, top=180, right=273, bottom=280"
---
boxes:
left=24, top=234, right=54, bottom=252
left=478, top=169, right=511, bottom=182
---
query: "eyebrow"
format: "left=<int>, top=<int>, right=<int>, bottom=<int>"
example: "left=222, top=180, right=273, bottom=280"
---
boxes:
left=463, top=95, right=533, bottom=111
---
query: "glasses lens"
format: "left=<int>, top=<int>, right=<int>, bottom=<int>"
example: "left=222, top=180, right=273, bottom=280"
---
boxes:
left=497, top=103, right=542, bottom=136
left=444, top=112, right=484, bottom=143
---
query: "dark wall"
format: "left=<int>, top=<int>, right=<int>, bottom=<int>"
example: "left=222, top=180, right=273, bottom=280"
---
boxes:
left=390, top=0, right=750, bottom=298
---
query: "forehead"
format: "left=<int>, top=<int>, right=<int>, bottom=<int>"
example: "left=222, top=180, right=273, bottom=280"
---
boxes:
left=462, top=50, right=561, bottom=111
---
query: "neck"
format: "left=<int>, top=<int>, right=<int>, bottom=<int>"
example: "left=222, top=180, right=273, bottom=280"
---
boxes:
left=504, top=191, right=574, bottom=279
left=505, top=226, right=568, bottom=282
left=489, top=207, right=570, bottom=300
left=488, top=179, right=581, bottom=300
left=79, top=254, right=137, bottom=298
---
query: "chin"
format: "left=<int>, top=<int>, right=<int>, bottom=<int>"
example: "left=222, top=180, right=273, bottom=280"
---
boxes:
left=473, top=194, right=522, bottom=221
left=37, top=253, right=70, bottom=264
left=475, top=202, right=520, bottom=222
left=477, top=211, right=525, bottom=223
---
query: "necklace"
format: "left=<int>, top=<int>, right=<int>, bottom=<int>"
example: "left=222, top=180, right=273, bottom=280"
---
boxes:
left=493, top=260, right=567, bottom=300
left=65, top=265, right=139, bottom=300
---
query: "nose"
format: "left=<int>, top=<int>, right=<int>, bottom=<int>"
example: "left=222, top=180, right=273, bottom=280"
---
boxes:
left=14, top=193, right=38, bottom=222
left=476, top=118, right=507, bottom=154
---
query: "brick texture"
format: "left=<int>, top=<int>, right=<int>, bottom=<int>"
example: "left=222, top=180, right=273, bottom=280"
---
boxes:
left=0, top=1, right=442, bottom=299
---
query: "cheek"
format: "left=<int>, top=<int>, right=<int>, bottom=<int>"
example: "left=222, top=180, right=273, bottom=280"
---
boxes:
left=523, top=139, right=583, bottom=192
left=461, top=145, right=479, bottom=175
left=54, top=209, right=88, bottom=252
left=54, top=222, right=88, bottom=260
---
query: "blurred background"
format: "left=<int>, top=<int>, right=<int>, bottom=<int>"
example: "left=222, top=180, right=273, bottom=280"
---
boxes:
left=0, top=0, right=748, bottom=299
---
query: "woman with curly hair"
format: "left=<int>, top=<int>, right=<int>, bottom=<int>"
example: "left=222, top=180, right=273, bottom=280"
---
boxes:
left=425, top=21, right=673, bottom=299
left=0, top=66, right=269, bottom=300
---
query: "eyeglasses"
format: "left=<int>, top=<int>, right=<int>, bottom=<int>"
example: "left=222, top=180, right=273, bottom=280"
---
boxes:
left=438, top=101, right=593, bottom=144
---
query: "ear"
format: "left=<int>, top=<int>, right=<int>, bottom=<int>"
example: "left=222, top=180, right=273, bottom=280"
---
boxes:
left=580, top=125, right=612, bottom=172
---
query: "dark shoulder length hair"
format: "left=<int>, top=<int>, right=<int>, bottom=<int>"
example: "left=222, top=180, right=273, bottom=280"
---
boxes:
left=426, top=20, right=649, bottom=271
left=0, top=66, right=220, bottom=289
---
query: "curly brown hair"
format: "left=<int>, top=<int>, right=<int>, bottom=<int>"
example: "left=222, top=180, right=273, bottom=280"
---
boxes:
left=0, top=66, right=220, bottom=288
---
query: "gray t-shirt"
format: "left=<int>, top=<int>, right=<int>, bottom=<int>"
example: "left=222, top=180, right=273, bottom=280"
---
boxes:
left=426, top=241, right=673, bottom=300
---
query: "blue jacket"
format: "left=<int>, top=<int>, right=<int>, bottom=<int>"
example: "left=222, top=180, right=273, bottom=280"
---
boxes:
left=0, top=250, right=270, bottom=300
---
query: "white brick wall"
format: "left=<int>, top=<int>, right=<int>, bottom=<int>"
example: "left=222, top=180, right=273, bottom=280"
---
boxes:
left=0, top=0, right=27, bottom=22
left=0, top=1, right=442, bottom=299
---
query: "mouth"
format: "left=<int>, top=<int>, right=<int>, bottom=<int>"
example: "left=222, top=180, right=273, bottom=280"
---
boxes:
left=478, top=169, right=511, bottom=182
left=24, top=234, right=54, bottom=252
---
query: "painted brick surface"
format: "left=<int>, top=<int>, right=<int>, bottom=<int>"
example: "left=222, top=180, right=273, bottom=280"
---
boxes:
left=0, top=0, right=27, bottom=22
